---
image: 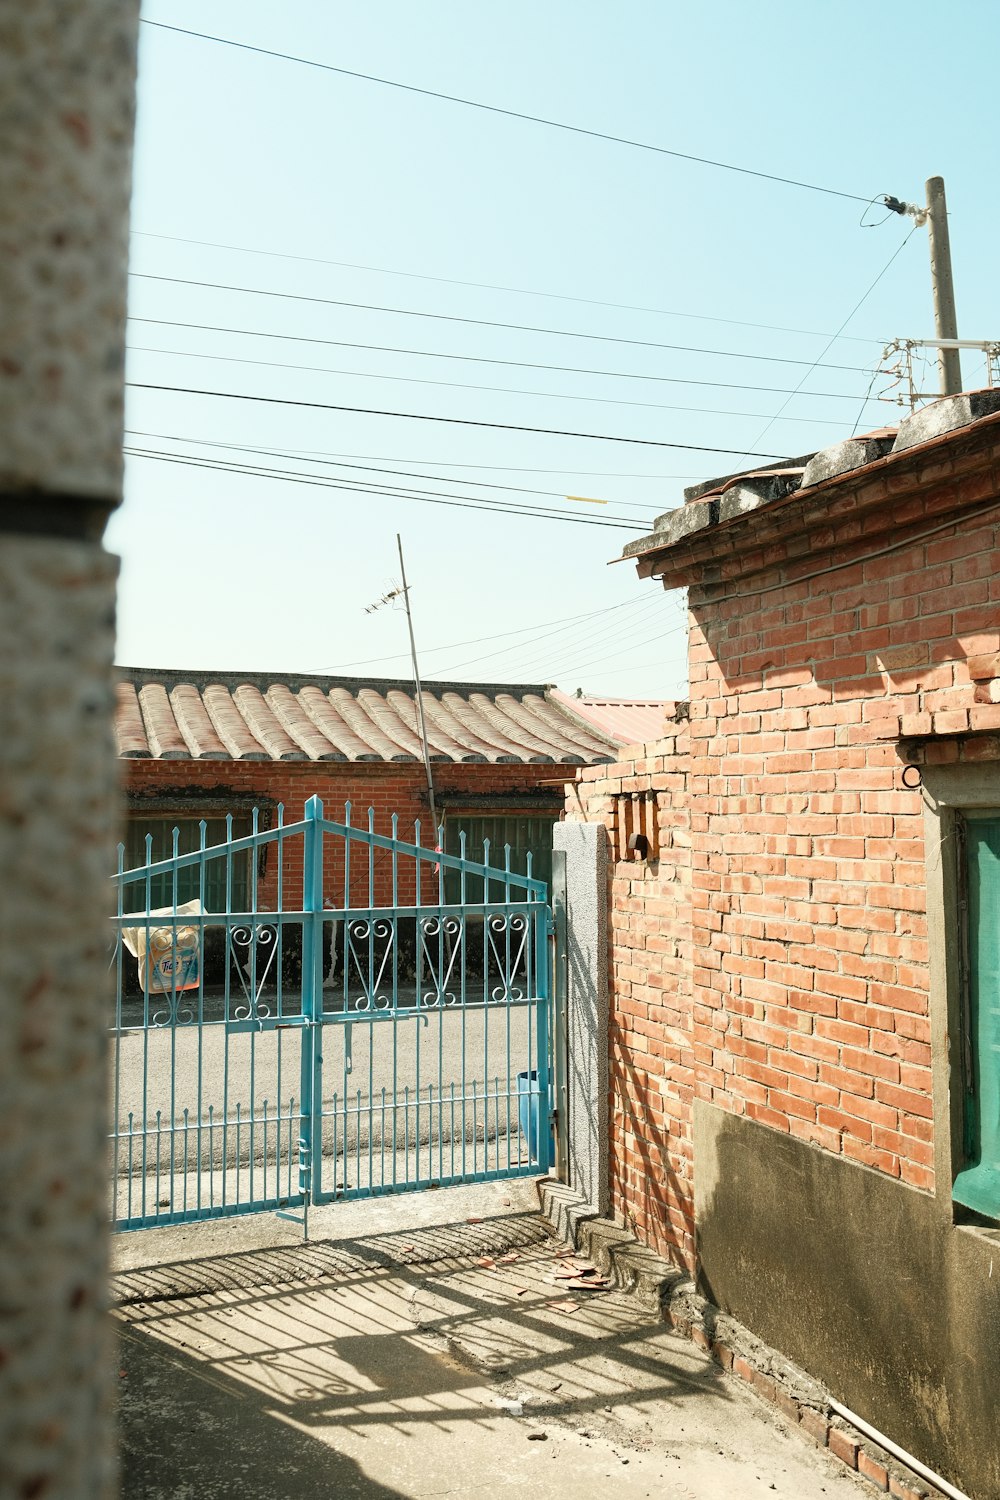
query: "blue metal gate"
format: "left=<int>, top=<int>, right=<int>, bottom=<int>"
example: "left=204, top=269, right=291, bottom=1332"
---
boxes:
left=110, top=796, right=553, bottom=1231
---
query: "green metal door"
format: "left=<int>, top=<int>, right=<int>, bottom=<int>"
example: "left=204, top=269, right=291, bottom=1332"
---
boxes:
left=954, top=813, right=1000, bottom=1218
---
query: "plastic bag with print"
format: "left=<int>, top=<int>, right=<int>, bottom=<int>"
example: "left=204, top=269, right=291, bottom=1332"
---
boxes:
left=120, top=900, right=202, bottom=993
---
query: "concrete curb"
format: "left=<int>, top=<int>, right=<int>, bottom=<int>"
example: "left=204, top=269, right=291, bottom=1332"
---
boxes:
left=536, top=1180, right=950, bottom=1500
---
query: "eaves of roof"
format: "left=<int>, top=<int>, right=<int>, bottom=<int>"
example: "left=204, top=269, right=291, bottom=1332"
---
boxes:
left=618, top=391, right=1000, bottom=587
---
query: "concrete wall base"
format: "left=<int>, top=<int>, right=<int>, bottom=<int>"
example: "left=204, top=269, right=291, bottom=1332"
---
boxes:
left=535, top=1180, right=951, bottom=1500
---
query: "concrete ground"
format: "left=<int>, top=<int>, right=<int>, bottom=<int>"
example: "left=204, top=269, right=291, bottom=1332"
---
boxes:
left=113, top=1180, right=871, bottom=1499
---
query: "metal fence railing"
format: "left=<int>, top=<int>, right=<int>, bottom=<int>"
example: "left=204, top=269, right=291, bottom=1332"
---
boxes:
left=110, top=795, right=552, bottom=1232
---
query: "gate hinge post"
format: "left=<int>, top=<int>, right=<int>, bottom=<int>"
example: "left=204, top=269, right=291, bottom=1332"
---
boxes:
left=550, top=848, right=569, bottom=1185
left=300, top=796, right=325, bottom=1223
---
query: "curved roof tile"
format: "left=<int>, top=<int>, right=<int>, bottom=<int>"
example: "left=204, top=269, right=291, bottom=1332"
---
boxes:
left=170, top=683, right=229, bottom=759
left=296, top=685, right=376, bottom=760
left=233, top=685, right=308, bottom=761
left=330, top=687, right=414, bottom=761
left=385, top=689, right=481, bottom=763
left=438, top=691, right=528, bottom=762
left=512, top=692, right=618, bottom=759
left=356, top=688, right=430, bottom=761
left=264, top=684, right=345, bottom=760
left=137, top=683, right=188, bottom=759
left=467, top=692, right=559, bottom=764
left=203, top=685, right=269, bottom=760
left=113, top=669, right=639, bottom=765
left=116, top=681, right=149, bottom=758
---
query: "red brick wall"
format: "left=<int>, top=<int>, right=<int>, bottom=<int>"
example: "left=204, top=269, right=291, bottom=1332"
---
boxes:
left=685, top=500, right=1000, bottom=1194
left=569, top=437, right=1000, bottom=1271
left=566, top=717, right=693, bottom=1267
left=122, top=759, right=563, bottom=909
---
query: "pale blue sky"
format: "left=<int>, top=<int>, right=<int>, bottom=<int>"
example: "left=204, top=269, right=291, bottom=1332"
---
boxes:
left=109, top=1, right=998, bottom=698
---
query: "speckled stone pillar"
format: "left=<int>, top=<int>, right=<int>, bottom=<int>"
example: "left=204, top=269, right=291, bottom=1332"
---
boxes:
left=0, top=7, right=139, bottom=1498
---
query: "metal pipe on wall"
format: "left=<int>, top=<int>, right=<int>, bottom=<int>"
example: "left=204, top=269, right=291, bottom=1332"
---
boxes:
left=829, top=1399, right=969, bottom=1500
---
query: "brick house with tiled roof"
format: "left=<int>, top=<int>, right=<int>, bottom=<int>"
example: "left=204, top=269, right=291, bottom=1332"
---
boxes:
left=114, top=669, right=659, bottom=911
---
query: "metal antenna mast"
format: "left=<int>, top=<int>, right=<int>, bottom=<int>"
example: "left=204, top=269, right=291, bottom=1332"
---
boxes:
left=396, top=535, right=438, bottom=838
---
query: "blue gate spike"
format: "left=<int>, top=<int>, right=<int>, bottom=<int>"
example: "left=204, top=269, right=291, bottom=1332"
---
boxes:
left=109, top=793, right=553, bottom=1232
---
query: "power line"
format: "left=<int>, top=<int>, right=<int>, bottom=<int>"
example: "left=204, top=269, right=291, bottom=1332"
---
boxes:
left=140, top=20, right=874, bottom=205
left=125, top=344, right=877, bottom=426
left=460, top=618, right=687, bottom=681
left=549, top=630, right=687, bottom=680
left=128, top=274, right=872, bottom=374
left=123, top=429, right=596, bottom=502
left=123, top=447, right=650, bottom=529
left=483, top=606, right=672, bottom=681
left=122, top=429, right=680, bottom=511
left=548, top=612, right=691, bottom=675
left=127, top=316, right=878, bottom=399
left=130, top=230, right=886, bottom=345
left=125, top=384, right=794, bottom=458
left=429, top=599, right=665, bottom=678
left=547, top=598, right=691, bottom=680
left=742, top=226, right=920, bottom=458
left=430, top=597, right=664, bottom=677
left=524, top=601, right=679, bottom=668
left=122, top=426, right=704, bottom=483
left=563, top=652, right=684, bottom=682
left=315, top=595, right=655, bottom=671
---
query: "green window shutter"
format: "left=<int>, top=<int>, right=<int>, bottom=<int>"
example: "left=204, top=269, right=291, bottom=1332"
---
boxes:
left=442, top=814, right=554, bottom=904
left=123, top=816, right=252, bottom=913
left=953, top=814, right=1000, bottom=1218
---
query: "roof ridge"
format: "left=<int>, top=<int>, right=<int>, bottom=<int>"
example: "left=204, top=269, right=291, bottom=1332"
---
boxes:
left=115, top=665, right=553, bottom=698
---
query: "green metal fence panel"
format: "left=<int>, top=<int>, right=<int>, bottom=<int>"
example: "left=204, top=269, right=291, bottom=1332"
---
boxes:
left=109, top=799, right=553, bottom=1232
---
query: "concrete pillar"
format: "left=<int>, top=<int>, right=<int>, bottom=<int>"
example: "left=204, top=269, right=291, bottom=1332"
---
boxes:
left=0, top=7, right=140, bottom=1497
left=552, top=822, right=609, bottom=1214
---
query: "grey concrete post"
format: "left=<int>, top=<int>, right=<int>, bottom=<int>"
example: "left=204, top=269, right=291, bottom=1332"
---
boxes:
left=925, top=176, right=962, bottom=397
left=552, top=822, right=609, bottom=1215
left=1, top=7, right=140, bottom=1497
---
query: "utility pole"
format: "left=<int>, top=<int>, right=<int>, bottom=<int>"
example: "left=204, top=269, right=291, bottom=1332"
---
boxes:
left=396, top=535, right=438, bottom=838
left=925, top=176, right=962, bottom=396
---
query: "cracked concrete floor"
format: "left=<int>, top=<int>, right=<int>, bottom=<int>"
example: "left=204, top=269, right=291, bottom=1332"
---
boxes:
left=114, top=1180, right=871, bottom=1499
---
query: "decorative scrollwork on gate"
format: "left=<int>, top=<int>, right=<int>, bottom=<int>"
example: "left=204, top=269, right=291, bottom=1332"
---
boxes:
left=418, top=913, right=463, bottom=1007
left=344, top=918, right=395, bottom=1012
left=151, top=991, right=196, bottom=1028
left=230, top=923, right=279, bottom=1022
left=485, top=911, right=531, bottom=1004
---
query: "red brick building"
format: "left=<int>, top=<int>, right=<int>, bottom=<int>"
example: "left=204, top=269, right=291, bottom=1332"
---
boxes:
left=567, top=391, right=1000, bottom=1500
left=114, top=669, right=658, bottom=909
